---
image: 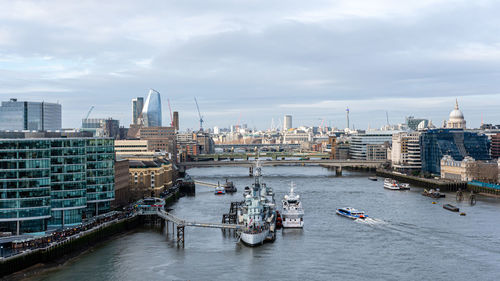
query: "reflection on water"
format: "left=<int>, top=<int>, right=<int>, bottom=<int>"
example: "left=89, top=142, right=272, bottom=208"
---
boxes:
left=30, top=166, right=500, bottom=281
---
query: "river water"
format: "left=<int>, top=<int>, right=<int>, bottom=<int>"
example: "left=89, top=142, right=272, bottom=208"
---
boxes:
left=28, top=166, right=500, bottom=281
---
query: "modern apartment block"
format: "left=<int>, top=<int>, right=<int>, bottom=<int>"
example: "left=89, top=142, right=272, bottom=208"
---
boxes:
left=0, top=133, right=114, bottom=234
left=391, top=132, right=422, bottom=171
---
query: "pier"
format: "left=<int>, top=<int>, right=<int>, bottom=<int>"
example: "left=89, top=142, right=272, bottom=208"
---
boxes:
left=137, top=208, right=240, bottom=247
left=376, top=169, right=467, bottom=191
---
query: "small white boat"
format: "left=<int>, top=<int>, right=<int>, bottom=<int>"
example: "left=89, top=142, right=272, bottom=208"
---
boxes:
left=399, top=183, right=410, bottom=190
left=336, top=207, right=367, bottom=220
left=383, top=178, right=409, bottom=190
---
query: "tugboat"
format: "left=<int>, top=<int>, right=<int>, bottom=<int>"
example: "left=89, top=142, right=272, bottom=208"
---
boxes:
left=443, top=204, right=459, bottom=212
left=223, top=179, right=237, bottom=193
left=282, top=182, right=304, bottom=228
left=336, top=207, right=367, bottom=220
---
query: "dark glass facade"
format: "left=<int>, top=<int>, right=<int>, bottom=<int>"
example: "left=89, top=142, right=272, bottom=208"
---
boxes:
left=85, top=139, right=115, bottom=217
left=49, top=139, right=87, bottom=227
left=0, top=140, right=52, bottom=234
left=0, top=100, right=62, bottom=130
left=0, top=137, right=115, bottom=234
left=420, top=129, right=490, bottom=174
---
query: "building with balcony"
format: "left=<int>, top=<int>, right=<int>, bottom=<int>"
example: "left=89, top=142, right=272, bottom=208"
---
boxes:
left=349, top=132, right=395, bottom=160
left=491, top=133, right=500, bottom=159
left=0, top=139, right=52, bottom=234
left=391, top=132, right=422, bottom=171
left=0, top=133, right=114, bottom=234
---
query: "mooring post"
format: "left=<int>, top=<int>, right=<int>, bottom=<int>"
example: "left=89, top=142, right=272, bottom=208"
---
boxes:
left=177, top=225, right=185, bottom=247
left=335, top=166, right=342, bottom=176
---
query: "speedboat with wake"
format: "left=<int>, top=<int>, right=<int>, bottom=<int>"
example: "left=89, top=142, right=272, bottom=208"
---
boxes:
left=336, top=207, right=367, bottom=220
left=214, top=183, right=225, bottom=195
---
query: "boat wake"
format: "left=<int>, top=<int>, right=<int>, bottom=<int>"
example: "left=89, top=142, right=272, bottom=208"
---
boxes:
left=355, top=217, right=387, bottom=225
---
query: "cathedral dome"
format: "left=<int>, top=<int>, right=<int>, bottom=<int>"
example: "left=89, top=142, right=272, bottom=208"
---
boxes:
left=446, top=99, right=466, bottom=129
left=449, top=99, right=464, bottom=120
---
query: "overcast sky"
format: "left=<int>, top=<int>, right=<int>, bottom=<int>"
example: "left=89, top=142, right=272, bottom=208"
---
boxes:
left=1, top=0, right=500, bottom=130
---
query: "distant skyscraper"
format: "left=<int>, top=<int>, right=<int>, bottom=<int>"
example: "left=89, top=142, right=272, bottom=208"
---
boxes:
left=173, top=111, right=179, bottom=131
left=0, top=98, right=62, bottom=130
left=142, top=89, right=162, bottom=127
left=284, top=114, right=292, bottom=131
left=346, top=107, right=350, bottom=130
left=132, top=97, right=144, bottom=125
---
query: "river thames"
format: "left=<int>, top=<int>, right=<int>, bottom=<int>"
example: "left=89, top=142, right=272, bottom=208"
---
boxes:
left=28, top=166, right=500, bottom=281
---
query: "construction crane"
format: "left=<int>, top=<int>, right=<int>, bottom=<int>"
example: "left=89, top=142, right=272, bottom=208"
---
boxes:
left=168, top=98, right=174, bottom=127
left=194, top=97, right=204, bottom=131
left=84, top=106, right=94, bottom=120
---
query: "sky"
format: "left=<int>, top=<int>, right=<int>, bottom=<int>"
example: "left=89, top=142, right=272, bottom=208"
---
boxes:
left=1, top=0, right=500, bottom=130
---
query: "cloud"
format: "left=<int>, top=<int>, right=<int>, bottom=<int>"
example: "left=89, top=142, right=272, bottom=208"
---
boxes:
left=0, top=0, right=499, bottom=129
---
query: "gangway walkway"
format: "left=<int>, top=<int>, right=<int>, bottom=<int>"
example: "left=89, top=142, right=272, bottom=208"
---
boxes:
left=138, top=209, right=240, bottom=230
left=194, top=180, right=218, bottom=188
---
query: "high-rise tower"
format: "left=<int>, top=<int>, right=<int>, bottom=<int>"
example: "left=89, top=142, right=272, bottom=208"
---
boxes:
left=284, top=114, right=292, bottom=131
left=132, top=97, right=144, bottom=125
left=142, top=89, right=162, bottom=127
left=173, top=111, right=179, bottom=131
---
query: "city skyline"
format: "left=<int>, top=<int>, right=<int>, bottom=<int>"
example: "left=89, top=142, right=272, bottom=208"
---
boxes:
left=1, top=1, right=500, bottom=129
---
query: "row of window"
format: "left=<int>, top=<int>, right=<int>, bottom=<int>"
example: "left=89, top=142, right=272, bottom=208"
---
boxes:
left=0, top=197, right=50, bottom=209
left=0, top=189, right=50, bottom=199
left=0, top=207, right=51, bottom=219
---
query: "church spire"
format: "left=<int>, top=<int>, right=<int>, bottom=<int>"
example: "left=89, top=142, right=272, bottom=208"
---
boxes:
left=455, top=98, right=459, bottom=110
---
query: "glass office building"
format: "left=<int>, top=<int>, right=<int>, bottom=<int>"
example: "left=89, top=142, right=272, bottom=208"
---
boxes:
left=420, top=129, right=490, bottom=174
left=85, top=138, right=115, bottom=217
left=349, top=132, right=395, bottom=160
left=0, top=135, right=115, bottom=234
left=0, top=99, right=62, bottom=131
left=142, top=89, right=162, bottom=127
left=0, top=139, right=52, bottom=234
left=49, top=139, right=87, bottom=227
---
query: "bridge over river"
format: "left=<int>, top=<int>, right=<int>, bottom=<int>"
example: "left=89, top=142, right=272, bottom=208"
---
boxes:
left=178, top=159, right=385, bottom=175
